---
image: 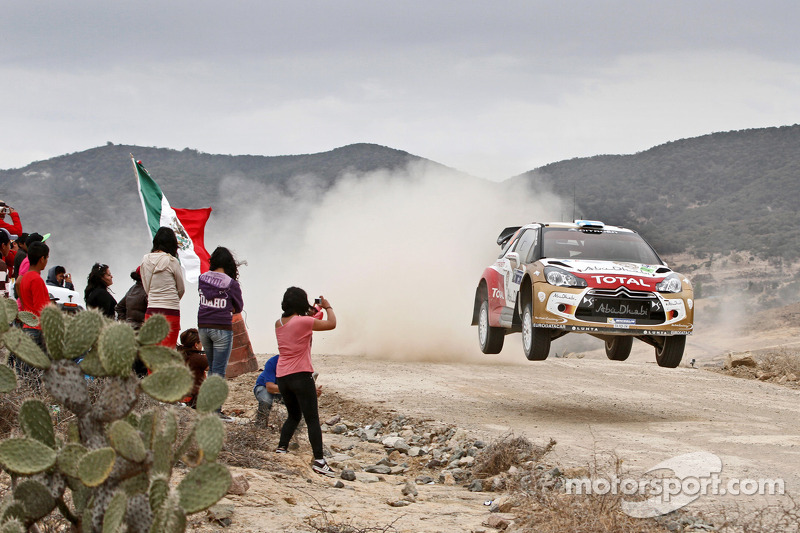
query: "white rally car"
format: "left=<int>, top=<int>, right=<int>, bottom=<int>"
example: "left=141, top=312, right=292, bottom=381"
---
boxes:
left=471, top=220, right=693, bottom=367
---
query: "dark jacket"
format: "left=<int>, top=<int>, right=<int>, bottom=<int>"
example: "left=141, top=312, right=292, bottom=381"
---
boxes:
left=116, top=281, right=148, bottom=329
left=85, top=286, right=117, bottom=319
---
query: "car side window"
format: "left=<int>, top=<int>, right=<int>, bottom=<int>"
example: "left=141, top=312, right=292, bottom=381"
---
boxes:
left=513, top=230, right=537, bottom=264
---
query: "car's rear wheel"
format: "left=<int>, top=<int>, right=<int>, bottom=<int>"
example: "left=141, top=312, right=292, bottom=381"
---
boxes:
left=479, top=295, right=504, bottom=354
left=655, top=336, right=685, bottom=368
left=605, top=336, right=633, bottom=361
left=522, top=301, right=550, bottom=360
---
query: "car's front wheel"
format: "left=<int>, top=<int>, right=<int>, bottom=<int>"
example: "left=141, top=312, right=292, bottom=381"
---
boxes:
left=605, top=336, right=633, bottom=361
left=522, top=301, right=550, bottom=361
left=479, top=296, right=504, bottom=354
left=655, top=336, right=686, bottom=368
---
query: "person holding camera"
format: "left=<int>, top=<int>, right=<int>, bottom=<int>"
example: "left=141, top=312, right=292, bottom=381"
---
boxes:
left=273, top=287, right=336, bottom=477
left=0, top=201, right=22, bottom=239
left=46, top=265, right=74, bottom=290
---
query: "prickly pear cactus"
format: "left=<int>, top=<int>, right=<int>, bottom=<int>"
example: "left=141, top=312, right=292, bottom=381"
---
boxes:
left=0, top=299, right=232, bottom=532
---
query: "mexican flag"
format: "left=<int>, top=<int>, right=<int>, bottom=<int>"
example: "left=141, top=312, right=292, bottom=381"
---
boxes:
left=132, top=155, right=212, bottom=283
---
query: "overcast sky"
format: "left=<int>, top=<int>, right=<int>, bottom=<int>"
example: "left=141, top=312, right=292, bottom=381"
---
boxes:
left=2, top=1, right=799, bottom=179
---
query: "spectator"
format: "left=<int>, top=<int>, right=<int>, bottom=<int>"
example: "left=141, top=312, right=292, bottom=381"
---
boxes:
left=84, top=263, right=116, bottom=319
left=197, top=246, right=243, bottom=379
left=0, top=229, right=12, bottom=298
left=15, top=232, right=48, bottom=282
left=116, top=267, right=148, bottom=329
left=46, top=265, right=74, bottom=290
left=17, top=241, right=50, bottom=348
left=0, top=201, right=22, bottom=238
left=12, top=234, right=27, bottom=280
left=177, top=328, right=208, bottom=409
left=141, top=227, right=185, bottom=348
left=273, top=287, right=336, bottom=477
left=254, top=354, right=321, bottom=428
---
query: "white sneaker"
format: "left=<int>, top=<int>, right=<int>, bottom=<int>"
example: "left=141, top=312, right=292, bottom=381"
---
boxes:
left=312, top=459, right=335, bottom=477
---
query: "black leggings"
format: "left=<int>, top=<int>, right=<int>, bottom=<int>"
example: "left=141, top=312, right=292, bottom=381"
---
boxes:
left=276, top=372, right=323, bottom=460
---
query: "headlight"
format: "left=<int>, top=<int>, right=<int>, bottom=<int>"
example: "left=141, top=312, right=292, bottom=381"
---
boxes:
left=544, top=266, right=587, bottom=287
left=656, top=274, right=683, bottom=293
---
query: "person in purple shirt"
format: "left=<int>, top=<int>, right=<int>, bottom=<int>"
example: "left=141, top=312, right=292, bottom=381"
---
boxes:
left=197, top=246, right=244, bottom=378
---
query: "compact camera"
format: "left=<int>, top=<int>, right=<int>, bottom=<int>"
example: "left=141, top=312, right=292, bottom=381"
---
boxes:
left=314, top=298, right=322, bottom=305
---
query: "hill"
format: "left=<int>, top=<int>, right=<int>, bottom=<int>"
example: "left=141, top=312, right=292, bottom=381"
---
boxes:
left=511, top=124, right=800, bottom=260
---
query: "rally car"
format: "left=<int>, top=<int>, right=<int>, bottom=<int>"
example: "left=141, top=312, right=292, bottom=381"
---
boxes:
left=471, top=220, right=693, bottom=367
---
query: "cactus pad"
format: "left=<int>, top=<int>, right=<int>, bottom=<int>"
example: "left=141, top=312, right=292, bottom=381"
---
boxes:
left=177, top=462, right=231, bottom=513
left=77, top=447, right=116, bottom=487
left=108, top=420, right=147, bottom=463
left=195, top=415, right=225, bottom=461
left=78, top=347, right=108, bottom=377
left=150, top=493, right=186, bottom=533
left=94, top=375, right=138, bottom=423
left=148, top=476, right=169, bottom=512
left=0, top=365, right=17, bottom=393
left=137, top=314, right=171, bottom=345
left=138, top=345, right=181, bottom=372
left=16, top=310, right=39, bottom=328
left=158, top=409, right=178, bottom=444
left=57, top=442, right=89, bottom=478
left=140, top=365, right=193, bottom=403
left=63, top=309, right=103, bottom=359
left=44, top=360, right=90, bottom=416
left=19, top=399, right=56, bottom=448
left=0, top=518, right=25, bottom=533
left=39, top=305, right=65, bottom=360
left=0, top=437, right=57, bottom=474
left=2, top=328, right=51, bottom=370
left=196, top=375, right=229, bottom=413
left=99, top=323, right=138, bottom=376
left=125, top=493, right=153, bottom=533
left=14, top=479, right=55, bottom=521
left=102, top=490, right=127, bottom=533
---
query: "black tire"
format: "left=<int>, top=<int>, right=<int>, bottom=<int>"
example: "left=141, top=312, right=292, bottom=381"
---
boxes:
left=478, top=296, right=505, bottom=354
left=522, top=301, right=550, bottom=361
left=655, top=336, right=686, bottom=368
left=605, top=336, right=633, bottom=361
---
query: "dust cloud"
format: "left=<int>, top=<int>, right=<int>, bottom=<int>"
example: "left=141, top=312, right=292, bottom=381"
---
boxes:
left=208, top=162, right=564, bottom=362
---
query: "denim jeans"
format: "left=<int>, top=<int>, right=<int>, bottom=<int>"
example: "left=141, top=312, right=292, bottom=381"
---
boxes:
left=199, top=328, right=234, bottom=378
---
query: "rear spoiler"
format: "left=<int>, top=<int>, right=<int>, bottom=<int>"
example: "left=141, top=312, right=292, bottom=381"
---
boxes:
left=497, top=226, right=521, bottom=247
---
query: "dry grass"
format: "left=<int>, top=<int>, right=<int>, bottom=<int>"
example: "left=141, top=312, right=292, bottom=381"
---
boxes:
left=472, top=432, right=556, bottom=479
left=717, top=349, right=800, bottom=388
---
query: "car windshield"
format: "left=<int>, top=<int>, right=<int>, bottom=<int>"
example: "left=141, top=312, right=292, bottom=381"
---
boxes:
left=542, top=228, right=663, bottom=264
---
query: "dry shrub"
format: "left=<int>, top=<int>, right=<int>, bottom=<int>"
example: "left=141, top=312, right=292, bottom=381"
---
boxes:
left=218, top=421, right=277, bottom=468
left=759, top=350, right=800, bottom=378
left=712, top=496, right=800, bottom=533
left=473, top=432, right=556, bottom=478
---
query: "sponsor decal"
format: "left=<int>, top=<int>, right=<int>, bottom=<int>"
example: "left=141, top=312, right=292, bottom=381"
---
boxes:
left=533, top=270, right=541, bottom=276
left=491, top=287, right=504, bottom=300
left=535, top=316, right=568, bottom=323
left=538, top=291, right=546, bottom=302
left=551, top=292, right=582, bottom=303
left=596, top=301, right=649, bottom=317
left=608, top=318, right=636, bottom=329
left=589, top=275, right=654, bottom=289
left=513, top=269, right=524, bottom=284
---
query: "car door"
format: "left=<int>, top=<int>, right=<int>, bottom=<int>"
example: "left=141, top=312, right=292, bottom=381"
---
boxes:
left=501, top=229, right=537, bottom=309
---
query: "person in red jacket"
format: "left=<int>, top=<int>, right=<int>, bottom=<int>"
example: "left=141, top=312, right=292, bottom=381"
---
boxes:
left=0, top=201, right=22, bottom=238
left=17, top=241, right=50, bottom=349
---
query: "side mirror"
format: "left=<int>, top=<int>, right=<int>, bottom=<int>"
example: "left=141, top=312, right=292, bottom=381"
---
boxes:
left=506, top=252, right=520, bottom=269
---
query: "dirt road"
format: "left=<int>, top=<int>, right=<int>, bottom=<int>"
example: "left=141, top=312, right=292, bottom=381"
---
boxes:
left=315, top=352, right=800, bottom=506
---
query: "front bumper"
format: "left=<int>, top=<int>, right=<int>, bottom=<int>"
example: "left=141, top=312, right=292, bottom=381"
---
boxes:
left=532, top=284, right=694, bottom=335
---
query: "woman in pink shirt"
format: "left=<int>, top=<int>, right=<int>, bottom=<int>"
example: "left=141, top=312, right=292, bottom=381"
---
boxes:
left=274, top=287, right=336, bottom=477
